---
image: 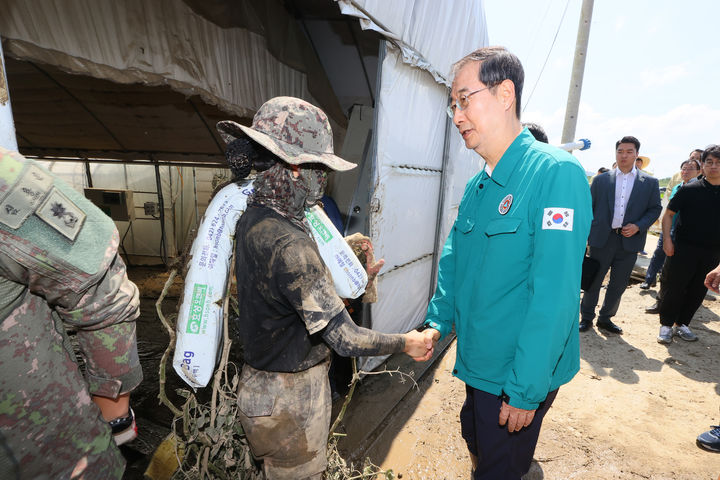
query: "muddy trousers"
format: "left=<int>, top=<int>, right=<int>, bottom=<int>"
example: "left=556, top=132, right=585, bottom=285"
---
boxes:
left=236, top=359, right=331, bottom=480
left=658, top=242, right=720, bottom=327
left=460, top=385, right=558, bottom=480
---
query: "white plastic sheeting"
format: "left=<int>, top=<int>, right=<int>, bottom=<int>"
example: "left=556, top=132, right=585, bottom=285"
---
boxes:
left=342, top=1, right=487, bottom=370
left=337, top=0, right=488, bottom=85
left=34, top=160, right=219, bottom=263
left=0, top=0, right=319, bottom=121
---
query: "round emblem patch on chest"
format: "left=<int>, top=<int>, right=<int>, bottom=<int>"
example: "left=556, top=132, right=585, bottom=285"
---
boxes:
left=498, top=194, right=513, bottom=215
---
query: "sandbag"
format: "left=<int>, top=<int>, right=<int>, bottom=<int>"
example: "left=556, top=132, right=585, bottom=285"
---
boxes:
left=305, top=205, right=367, bottom=299
left=173, top=181, right=253, bottom=388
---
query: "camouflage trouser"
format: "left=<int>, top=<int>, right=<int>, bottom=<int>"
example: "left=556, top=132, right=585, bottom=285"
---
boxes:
left=236, top=359, right=331, bottom=480
left=0, top=296, right=124, bottom=480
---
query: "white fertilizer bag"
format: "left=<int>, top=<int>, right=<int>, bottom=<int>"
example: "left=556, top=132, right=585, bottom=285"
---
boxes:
left=305, top=205, right=367, bottom=299
left=173, top=180, right=253, bottom=388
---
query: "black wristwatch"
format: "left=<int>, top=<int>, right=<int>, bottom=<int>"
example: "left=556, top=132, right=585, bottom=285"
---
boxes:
left=416, top=323, right=432, bottom=332
left=500, top=391, right=511, bottom=404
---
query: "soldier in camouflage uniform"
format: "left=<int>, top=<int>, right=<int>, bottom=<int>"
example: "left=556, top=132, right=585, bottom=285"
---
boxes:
left=0, top=147, right=142, bottom=479
left=218, top=97, right=433, bottom=480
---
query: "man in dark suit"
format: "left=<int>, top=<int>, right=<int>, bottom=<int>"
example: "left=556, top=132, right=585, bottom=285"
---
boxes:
left=580, top=136, right=662, bottom=334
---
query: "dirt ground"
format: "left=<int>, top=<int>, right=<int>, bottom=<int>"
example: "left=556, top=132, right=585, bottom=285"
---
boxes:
left=371, top=278, right=720, bottom=480
left=126, top=239, right=720, bottom=480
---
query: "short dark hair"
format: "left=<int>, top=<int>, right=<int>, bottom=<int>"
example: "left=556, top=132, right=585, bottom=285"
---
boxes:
left=702, top=144, right=720, bottom=163
left=453, top=46, right=524, bottom=119
left=680, top=159, right=701, bottom=170
left=615, top=136, right=640, bottom=152
left=522, top=122, right=548, bottom=143
left=692, top=148, right=704, bottom=155
left=598, top=167, right=609, bottom=174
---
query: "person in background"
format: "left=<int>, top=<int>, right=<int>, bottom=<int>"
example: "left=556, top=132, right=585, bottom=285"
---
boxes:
left=641, top=158, right=701, bottom=292
left=633, top=156, right=654, bottom=255
left=320, top=194, right=343, bottom=232
left=590, top=167, right=610, bottom=185
left=579, top=136, right=662, bottom=334
left=220, top=97, right=432, bottom=480
left=696, top=260, right=720, bottom=452
left=420, top=46, right=592, bottom=480
left=0, top=147, right=142, bottom=480
left=522, top=122, right=548, bottom=143
left=690, top=148, right=705, bottom=162
left=656, top=145, right=720, bottom=343
left=635, top=155, right=651, bottom=174
left=667, top=148, right=704, bottom=191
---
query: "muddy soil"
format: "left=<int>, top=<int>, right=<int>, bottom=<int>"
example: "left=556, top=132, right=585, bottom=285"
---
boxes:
left=121, top=264, right=720, bottom=480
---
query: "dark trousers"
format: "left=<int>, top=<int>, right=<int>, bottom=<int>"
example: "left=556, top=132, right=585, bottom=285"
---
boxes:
left=658, top=242, right=720, bottom=327
left=581, top=233, right=638, bottom=323
left=460, top=386, right=558, bottom=480
left=645, top=234, right=666, bottom=283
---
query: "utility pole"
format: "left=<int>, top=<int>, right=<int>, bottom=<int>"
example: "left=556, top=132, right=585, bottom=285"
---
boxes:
left=561, top=0, right=594, bottom=144
left=0, top=40, right=18, bottom=151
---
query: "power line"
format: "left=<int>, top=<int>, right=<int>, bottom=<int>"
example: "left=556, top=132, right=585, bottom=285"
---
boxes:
left=524, top=0, right=555, bottom=61
left=523, top=0, right=572, bottom=113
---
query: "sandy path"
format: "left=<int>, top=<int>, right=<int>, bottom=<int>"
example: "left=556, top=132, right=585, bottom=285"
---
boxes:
left=374, top=280, right=720, bottom=479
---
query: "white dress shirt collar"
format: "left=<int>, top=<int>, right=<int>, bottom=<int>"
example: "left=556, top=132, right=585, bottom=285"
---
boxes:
left=611, top=166, right=638, bottom=229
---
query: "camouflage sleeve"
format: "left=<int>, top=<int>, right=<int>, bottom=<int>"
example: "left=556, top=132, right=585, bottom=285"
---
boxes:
left=0, top=232, right=142, bottom=397
left=321, top=309, right=405, bottom=357
left=276, top=236, right=346, bottom=335
left=57, top=250, right=143, bottom=397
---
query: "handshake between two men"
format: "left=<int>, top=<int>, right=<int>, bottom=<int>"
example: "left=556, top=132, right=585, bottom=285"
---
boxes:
left=403, top=327, right=440, bottom=362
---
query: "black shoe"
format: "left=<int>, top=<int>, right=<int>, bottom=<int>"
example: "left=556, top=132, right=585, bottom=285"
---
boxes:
left=579, top=320, right=592, bottom=332
left=596, top=320, right=623, bottom=334
left=645, top=303, right=660, bottom=314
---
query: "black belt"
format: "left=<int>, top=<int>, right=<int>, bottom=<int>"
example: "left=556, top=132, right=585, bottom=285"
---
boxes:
left=611, top=227, right=623, bottom=235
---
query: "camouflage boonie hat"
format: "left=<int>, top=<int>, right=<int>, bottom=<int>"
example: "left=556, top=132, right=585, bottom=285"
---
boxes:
left=217, top=96, right=356, bottom=172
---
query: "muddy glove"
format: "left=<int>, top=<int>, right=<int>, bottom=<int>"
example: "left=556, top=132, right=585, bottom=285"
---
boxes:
left=344, top=233, right=384, bottom=303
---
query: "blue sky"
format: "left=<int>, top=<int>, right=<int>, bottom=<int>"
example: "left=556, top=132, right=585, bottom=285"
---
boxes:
left=483, top=0, right=720, bottom=178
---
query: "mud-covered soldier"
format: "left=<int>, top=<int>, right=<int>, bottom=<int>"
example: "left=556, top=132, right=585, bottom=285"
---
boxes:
left=223, top=131, right=384, bottom=403
left=217, top=97, right=432, bottom=480
left=0, top=148, right=142, bottom=479
left=419, top=47, right=592, bottom=479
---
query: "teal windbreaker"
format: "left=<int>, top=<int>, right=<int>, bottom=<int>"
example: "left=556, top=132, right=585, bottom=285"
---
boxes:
left=425, top=128, right=592, bottom=410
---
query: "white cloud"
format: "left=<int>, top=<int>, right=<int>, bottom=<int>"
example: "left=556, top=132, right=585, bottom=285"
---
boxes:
left=614, top=15, right=626, bottom=31
left=639, top=64, right=688, bottom=88
left=570, top=103, right=720, bottom=178
left=521, top=102, right=720, bottom=178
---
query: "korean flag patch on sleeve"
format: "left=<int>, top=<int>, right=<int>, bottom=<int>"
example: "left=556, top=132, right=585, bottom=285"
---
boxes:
left=542, top=207, right=574, bottom=231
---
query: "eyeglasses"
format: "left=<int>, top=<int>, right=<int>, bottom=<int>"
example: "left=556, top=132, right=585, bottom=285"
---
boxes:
left=681, top=167, right=698, bottom=171
left=447, top=87, right=489, bottom=118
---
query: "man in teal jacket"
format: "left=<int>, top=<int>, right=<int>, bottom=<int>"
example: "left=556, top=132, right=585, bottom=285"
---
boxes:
left=421, top=47, right=592, bottom=479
